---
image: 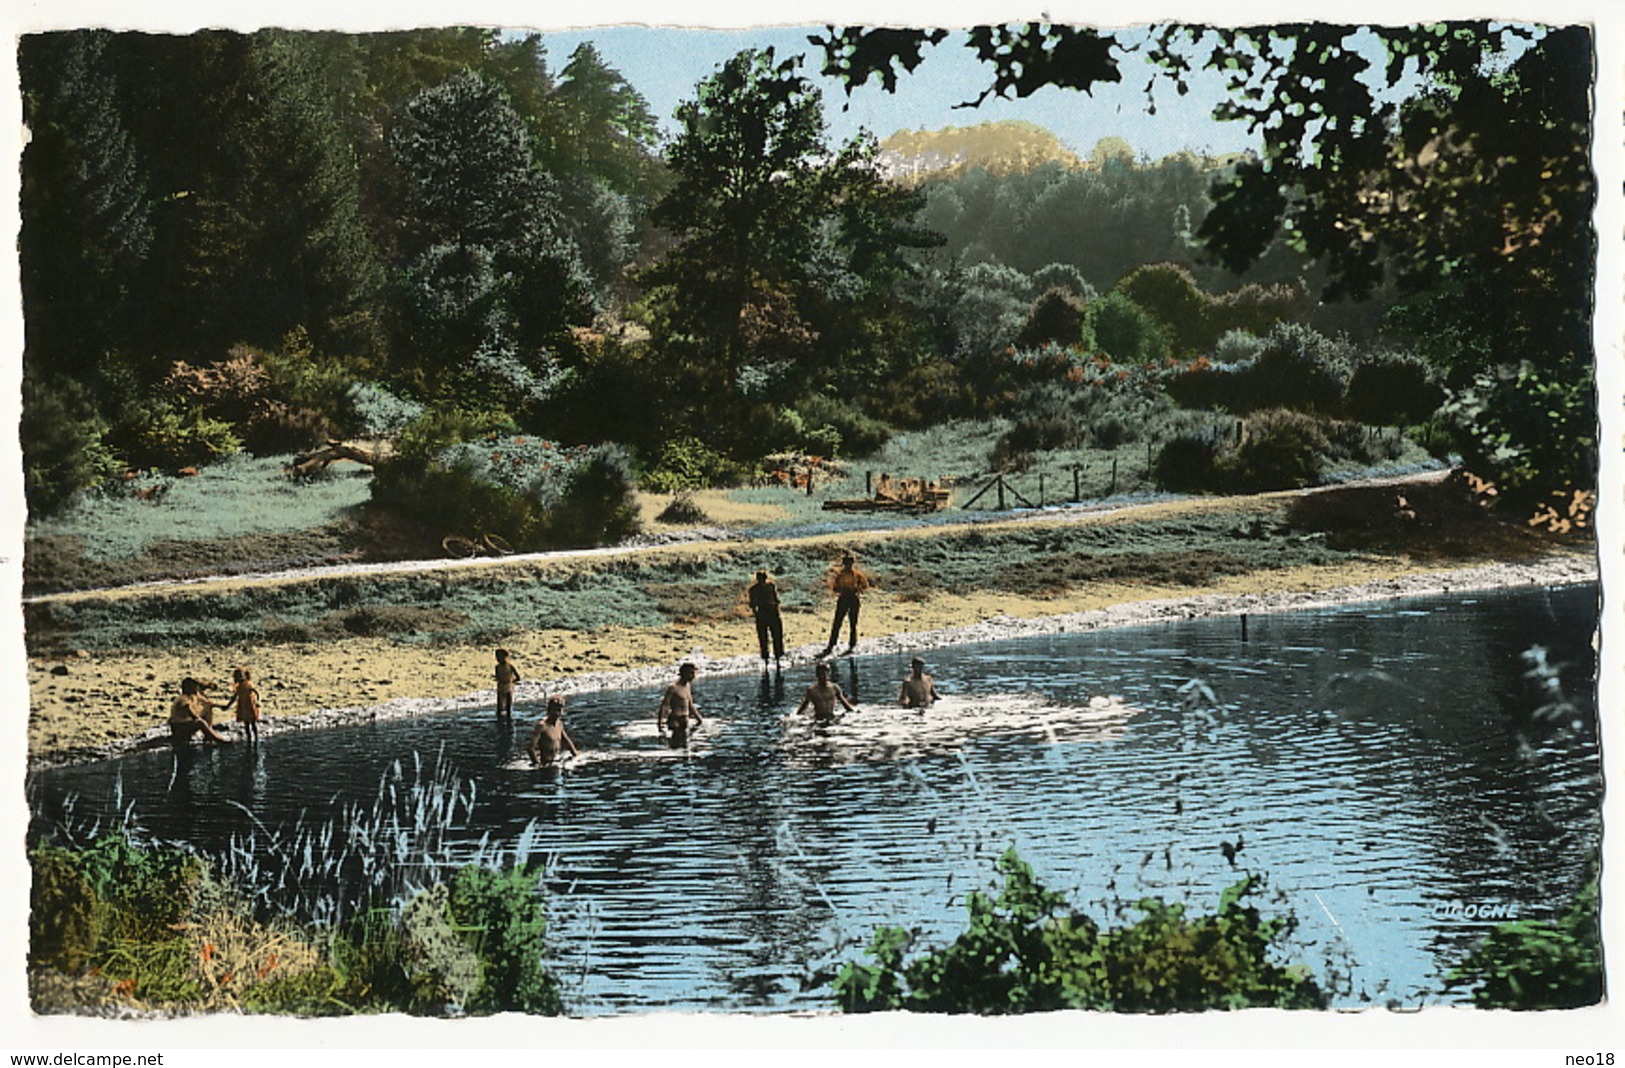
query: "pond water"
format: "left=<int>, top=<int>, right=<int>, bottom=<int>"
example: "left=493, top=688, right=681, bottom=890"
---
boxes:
left=28, top=583, right=1602, bottom=1015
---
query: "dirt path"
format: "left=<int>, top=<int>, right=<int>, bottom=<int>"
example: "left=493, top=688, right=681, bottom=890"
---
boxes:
left=24, top=467, right=1453, bottom=607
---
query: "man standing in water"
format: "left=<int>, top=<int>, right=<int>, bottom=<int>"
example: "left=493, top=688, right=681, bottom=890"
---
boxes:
left=748, top=570, right=785, bottom=665
left=796, top=660, right=858, bottom=726
left=494, top=648, right=521, bottom=720
left=898, top=657, right=941, bottom=709
left=527, top=696, right=579, bottom=766
left=657, top=662, right=703, bottom=746
left=819, top=553, right=869, bottom=658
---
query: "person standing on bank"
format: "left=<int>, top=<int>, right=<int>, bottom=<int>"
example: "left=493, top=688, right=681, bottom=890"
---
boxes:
left=820, top=553, right=870, bottom=658
left=748, top=570, right=785, bottom=665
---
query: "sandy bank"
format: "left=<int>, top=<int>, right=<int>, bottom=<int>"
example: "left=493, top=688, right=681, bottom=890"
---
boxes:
left=26, top=548, right=1596, bottom=771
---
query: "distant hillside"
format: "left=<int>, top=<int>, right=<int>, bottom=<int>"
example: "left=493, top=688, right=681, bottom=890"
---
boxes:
left=878, top=121, right=1245, bottom=182
left=879, top=121, right=1086, bottom=181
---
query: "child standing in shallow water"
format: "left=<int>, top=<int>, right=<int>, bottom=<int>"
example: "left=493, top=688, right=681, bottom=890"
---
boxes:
left=222, top=667, right=263, bottom=742
left=494, top=648, right=521, bottom=719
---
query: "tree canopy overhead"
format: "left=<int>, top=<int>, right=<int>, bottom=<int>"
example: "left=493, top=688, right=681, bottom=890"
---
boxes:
left=811, top=21, right=1596, bottom=504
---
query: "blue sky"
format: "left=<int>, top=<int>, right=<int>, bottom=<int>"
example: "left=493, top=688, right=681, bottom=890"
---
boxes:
left=529, top=25, right=1263, bottom=161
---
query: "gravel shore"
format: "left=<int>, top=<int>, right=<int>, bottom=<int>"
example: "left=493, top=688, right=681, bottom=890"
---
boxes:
left=26, top=548, right=1596, bottom=772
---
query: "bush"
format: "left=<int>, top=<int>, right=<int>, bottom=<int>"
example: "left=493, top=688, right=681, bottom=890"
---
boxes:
left=21, top=375, right=124, bottom=516
left=28, top=846, right=100, bottom=974
left=68, top=834, right=205, bottom=943
left=1212, top=329, right=1266, bottom=364
left=991, top=384, right=1083, bottom=468
left=1219, top=408, right=1330, bottom=492
left=1014, top=287, right=1088, bottom=351
left=872, top=359, right=982, bottom=427
left=445, top=865, right=561, bottom=1015
left=375, top=433, right=640, bottom=551
left=164, top=350, right=270, bottom=427
left=1154, top=434, right=1223, bottom=493
left=1087, top=291, right=1171, bottom=364
left=641, top=436, right=748, bottom=494
left=793, top=392, right=892, bottom=459
left=833, top=849, right=1326, bottom=1013
left=345, top=381, right=426, bottom=438
left=1448, top=873, right=1601, bottom=1009
left=657, top=490, right=709, bottom=524
left=1233, top=323, right=1353, bottom=415
left=1344, top=353, right=1446, bottom=427
left=119, top=405, right=243, bottom=471
left=27, top=834, right=567, bottom=1018
left=1114, top=263, right=1208, bottom=356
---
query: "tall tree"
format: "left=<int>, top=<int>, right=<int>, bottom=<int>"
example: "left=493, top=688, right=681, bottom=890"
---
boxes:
left=19, top=30, right=154, bottom=385
left=181, top=31, right=387, bottom=363
left=550, top=41, right=664, bottom=195
left=645, top=48, right=829, bottom=399
left=387, top=69, right=593, bottom=402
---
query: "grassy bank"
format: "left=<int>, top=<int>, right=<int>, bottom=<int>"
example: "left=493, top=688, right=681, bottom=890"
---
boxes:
left=23, top=467, right=1584, bottom=767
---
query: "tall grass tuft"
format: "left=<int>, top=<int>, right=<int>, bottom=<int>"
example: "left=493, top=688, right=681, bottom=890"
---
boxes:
left=211, top=748, right=533, bottom=928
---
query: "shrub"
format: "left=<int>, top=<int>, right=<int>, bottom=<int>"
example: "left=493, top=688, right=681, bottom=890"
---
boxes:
left=1154, top=434, right=1223, bottom=493
left=657, top=490, right=710, bottom=524
left=28, top=846, right=100, bottom=974
left=345, top=381, right=426, bottom=438
left=545, top=443, right=641, bottom=547
left=1448, top=873, right=1601, bottom=1009
left=793, top=393, right=892, bottom=459
left=1114, top=263, right=1208, bottom=356
left=1232, top=323, right=1353, bottom=415
left=1087, top=291, right=1171, bottom=364
left=164, top=350, right=270, bottom=427
left=1015, top=287, right=1088, bottom=351
left=642, top=436, right=747, bottom=493
left=1219, top=408, right=1330, bottom=492
left=872, top=358, right=981, bottom=427
left=833, top=849, right=1326, bottom=1013
left=68, top=834, right=205, bottom=943
left=1030, top=263, right=1096, bottom=301
left=119, top=405, right=243, bottom=471
left=162, top=347, right=336, bottom=455
left=21, top=375, right=124, bottom=516
left=260, top=335, right=360, bottom=420
left=445, top=864, right=561, bottom=1015
left=1344, top=352, right=1447, bottom=428
left=245, top=400, right=333, bottom=455
left=1212, top=329, right=1267, bottom=364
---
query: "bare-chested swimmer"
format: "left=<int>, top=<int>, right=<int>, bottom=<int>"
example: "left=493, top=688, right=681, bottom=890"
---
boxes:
left=898, top=657, right=941, bottom=709
left=527, top=696, right=578, bottom=766
left=796, top=661, right=857, bottom=726
left=657, top=662, right=703, bottom=746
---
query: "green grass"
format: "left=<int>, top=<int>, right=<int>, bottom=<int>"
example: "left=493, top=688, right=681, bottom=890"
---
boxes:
left=28, top=454, right=374, bottom=561
left=24, top=504, right=1358, bottom=654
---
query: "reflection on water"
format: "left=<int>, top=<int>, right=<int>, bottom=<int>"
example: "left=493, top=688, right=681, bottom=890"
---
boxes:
left=28, top=583, right=1601, bottom=1014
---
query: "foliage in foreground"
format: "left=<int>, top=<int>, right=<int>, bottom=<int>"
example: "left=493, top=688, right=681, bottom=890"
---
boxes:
left=833, top=849, right=1326, bottom=1013
left=28, top=834, right=562, bottom=1017
left=1448, top=872, right=1603, bottom=1010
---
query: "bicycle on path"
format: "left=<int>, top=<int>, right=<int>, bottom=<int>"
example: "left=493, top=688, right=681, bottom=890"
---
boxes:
left=441, top=532, right=515, bottom=559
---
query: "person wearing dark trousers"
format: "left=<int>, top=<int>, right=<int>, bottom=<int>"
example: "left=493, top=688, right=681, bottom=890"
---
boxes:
left=820, top=553, right=869, bottom=657
left=748, top=570, right=785, bottom=664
